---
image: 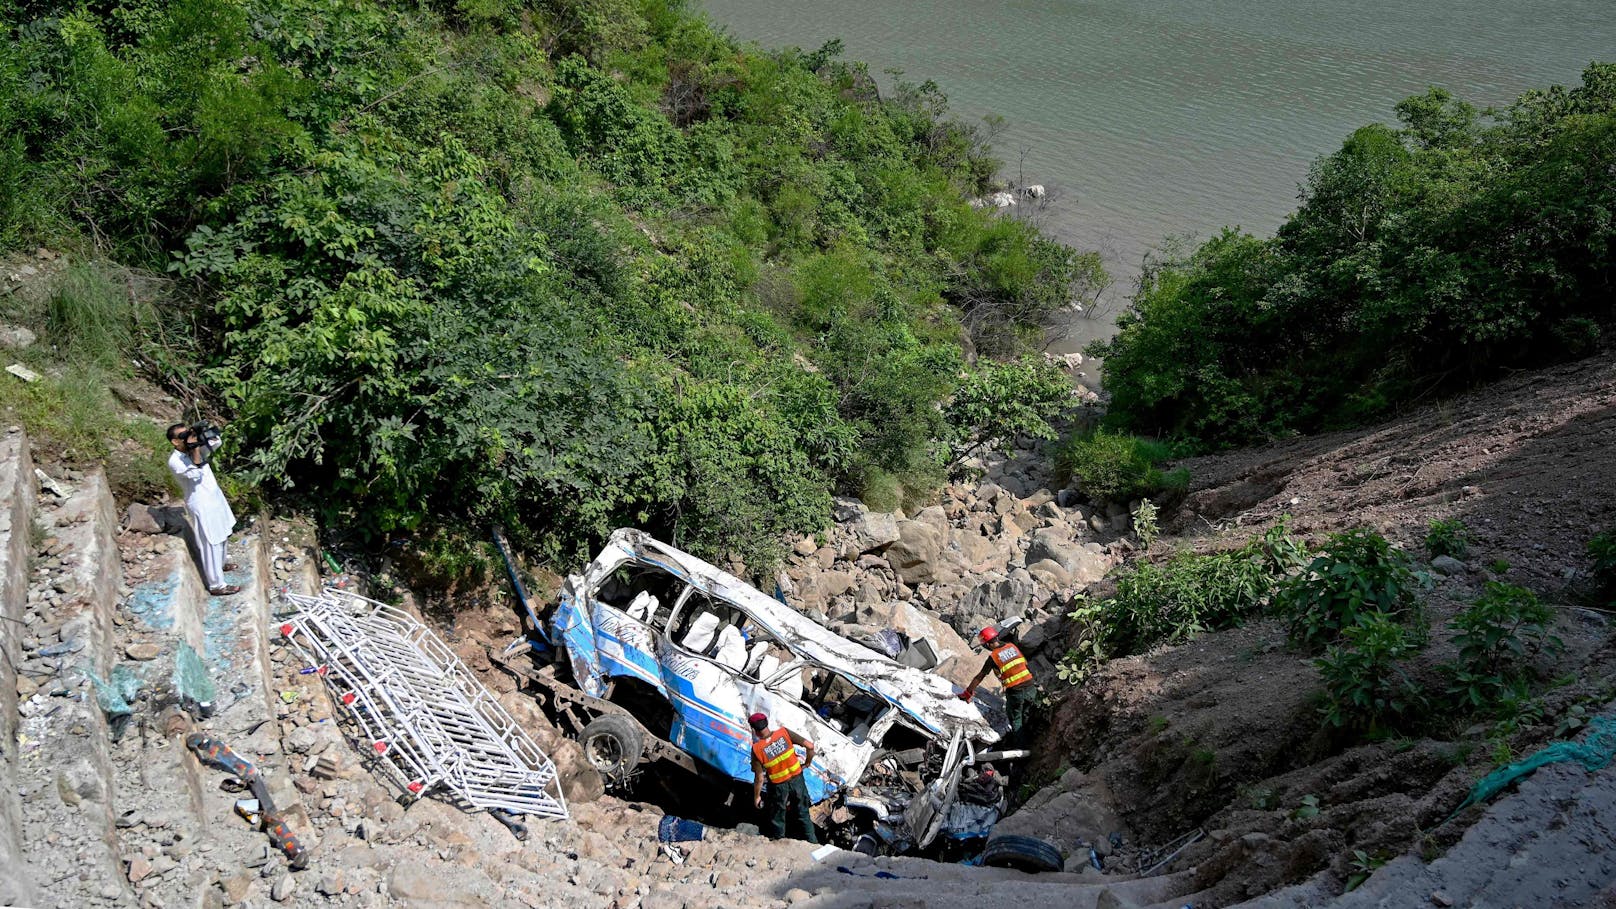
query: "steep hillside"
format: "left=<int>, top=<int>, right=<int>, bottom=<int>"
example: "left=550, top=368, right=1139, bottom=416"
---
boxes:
left=1029, top=353, right=1616, bottom=905
left=0, top=0, right=1101, bottom=569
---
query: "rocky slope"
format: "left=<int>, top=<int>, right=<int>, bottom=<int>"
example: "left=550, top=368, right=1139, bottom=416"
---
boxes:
left=4, top=351, right=1614, bottom=909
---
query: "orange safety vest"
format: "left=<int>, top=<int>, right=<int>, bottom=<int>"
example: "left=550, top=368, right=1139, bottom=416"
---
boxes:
left=752, top=728, right=804, bottom=784
left=991, top=642, right=1034, bottom=689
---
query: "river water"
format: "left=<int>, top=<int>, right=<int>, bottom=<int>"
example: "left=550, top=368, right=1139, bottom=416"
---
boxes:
left=698, top=0, right=1615, bottom=354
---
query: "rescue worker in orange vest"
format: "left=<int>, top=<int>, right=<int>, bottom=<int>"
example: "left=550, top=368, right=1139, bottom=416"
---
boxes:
left=749, top=711, right=818, bottom=843
left=959, top=625, right=1037, bottom=747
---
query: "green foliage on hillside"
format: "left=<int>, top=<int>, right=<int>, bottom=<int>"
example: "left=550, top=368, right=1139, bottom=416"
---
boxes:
left=1054, top=429, right=1188, bottom=505
left=1058, top=522, right=1307, bottom=684
left=0, top=0, right=1096, bottom=566
left=1093, top=65, right=1616, bottom=447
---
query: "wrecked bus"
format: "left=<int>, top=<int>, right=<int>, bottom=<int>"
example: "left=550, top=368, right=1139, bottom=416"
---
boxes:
left=495, top=529, right=1026, bottom=853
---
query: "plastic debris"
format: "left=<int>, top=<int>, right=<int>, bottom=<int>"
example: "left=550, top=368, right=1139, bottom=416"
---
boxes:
left=235, top=798, right=262, bottom=827
left=657, top=816, right=706, bottom=844
left=173, top=641, right=216, bottom=716
left=1451, top=715, right=1616, bottom=817
left=187, top=733, right=310, bottom=870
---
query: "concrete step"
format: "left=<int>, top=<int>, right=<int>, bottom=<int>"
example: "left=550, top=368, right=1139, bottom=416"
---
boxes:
left=116, top=522, right=299, bottom=906
left=107, top=528, right=215, bottom=909
left=0, top=426, right=38, bottom=906
left=16, top=469, right=130, bottom=908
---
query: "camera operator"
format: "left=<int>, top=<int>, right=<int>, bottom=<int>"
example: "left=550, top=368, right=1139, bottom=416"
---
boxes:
left=166, top=421, right=240, bottom=596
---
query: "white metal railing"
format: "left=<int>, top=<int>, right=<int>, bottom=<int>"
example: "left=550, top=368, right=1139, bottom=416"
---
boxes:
left=281, top=590, right=567, bottom=822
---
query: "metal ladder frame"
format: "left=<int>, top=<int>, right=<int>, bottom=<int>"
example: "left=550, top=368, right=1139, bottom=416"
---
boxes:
left=281, top=589, right=568, bottom=821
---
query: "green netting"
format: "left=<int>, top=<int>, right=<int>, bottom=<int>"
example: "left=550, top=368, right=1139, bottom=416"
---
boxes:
left=84, top=663, right=143, bottom=717
left=1452, top=715, right=1616, bottom=817
left=174, top=642, right=216, bottom=706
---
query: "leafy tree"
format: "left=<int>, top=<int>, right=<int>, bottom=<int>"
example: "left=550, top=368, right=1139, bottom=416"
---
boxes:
left=1094, top=64, right=1616, bottom=449
left=942, top=358, right=1075, bottom=467
left=0, top=0, right=1098, bottom=571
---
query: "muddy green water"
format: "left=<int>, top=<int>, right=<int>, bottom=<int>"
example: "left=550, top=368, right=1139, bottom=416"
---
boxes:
left=699, top=0, right=1615, bottom=354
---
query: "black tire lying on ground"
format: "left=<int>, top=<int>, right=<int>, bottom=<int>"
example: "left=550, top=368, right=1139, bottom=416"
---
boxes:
left=980, top=834, right=1064, bottom=873
left=579, top=714, right=645, bottom=782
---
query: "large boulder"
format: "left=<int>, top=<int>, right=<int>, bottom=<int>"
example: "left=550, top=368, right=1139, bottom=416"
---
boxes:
left=1026, top=527, right=1111, bottom=587
left=953, top=530, right=1004, bottom=572
left=849, top=510, right=901, bottom=553
left=1025, top=559, right=1072, bottom=590
left=886, top=520, right=944, bottom=584
left=958, top=575, right=1036, bottom=625
left=832, top=496, right=866, bottom=523
left=913, top=505, right=950, bottom=538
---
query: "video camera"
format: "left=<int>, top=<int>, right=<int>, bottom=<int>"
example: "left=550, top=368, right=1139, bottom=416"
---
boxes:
left=183, top=421, right=222, bottom=464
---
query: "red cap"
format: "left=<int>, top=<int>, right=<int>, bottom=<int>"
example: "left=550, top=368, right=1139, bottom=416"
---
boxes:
left=748, top=712, right=768, bottom=730
left=978, top=626, right=998, bottom=644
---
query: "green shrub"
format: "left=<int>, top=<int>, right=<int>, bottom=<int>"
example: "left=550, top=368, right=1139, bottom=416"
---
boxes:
left=1443, top=582, right=1558, bottom=711
left=1279, top=527, right=1428, bottom=650
left=1055, top=429, right=1188, bottom=505
left=943, top=357, right=1076, bottom=467
left=0, top=0, right=1098, bottom=570
left=1061, top=524, right=1305, bottom=682
left=1316, top=612, right=1426, bottom=731
left=1425, top=518, right=1472, bottom=559
left=1590, top=528, right=1616, bottom=596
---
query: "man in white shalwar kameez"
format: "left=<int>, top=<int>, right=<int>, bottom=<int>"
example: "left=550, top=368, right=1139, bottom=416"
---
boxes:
left=167, top=423, right=240, bottom=596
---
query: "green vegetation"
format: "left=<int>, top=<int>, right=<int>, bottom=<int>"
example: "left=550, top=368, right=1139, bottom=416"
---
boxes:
left=1425, top=518, right=1472, bottom=560
left=0, top=0, right=1099, bottom=567
left=1590, top=528, right=1616, bottom=602
left=942, top=357, right=1076, bottom=469
left=0, top=262, right=172, bottom=499
left=1316, top=611, right=1426, bottom=731
left=1280, top=527, right=1428, bottom=651
left=1130, top=498, right=1160, bottom=549
left=1059, top=523, right=1305, bottom=683
left=1442, top=582, right=1559, bottom=710
left=1092, top=65, right=1616, bottom=448
left=1054, top=429, right=1188, bottom=505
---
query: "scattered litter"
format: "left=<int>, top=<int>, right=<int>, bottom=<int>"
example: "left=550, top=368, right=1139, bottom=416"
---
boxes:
left=85, top=664, right=143, bottom=739
left=1136, top=828, right=1205, bottom=877
left=33, top=467, right=70, bottom=498
left=658, top=816, right=706, bottom=844
left=235, top=798, right=262, bottom=826
left=7, top=363, right=40, bottom=383
left=279, top=690, right=300, bottom=704
left=186, top=733, right=310, bottom=870
left=490, top=808, right=529, bottom=842
left=810, top=844, right=840, bottom=862
left=836, top=866, right=927, bottom=880
left=659, top=843, right=686, bottom=865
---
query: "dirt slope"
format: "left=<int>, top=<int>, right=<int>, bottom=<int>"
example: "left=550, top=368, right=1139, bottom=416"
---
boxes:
left=1025, top=353, right=1616, bottom=906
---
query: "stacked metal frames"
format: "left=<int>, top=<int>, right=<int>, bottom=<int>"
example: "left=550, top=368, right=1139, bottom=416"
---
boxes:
left=282, top=589, right=568, bottom=821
